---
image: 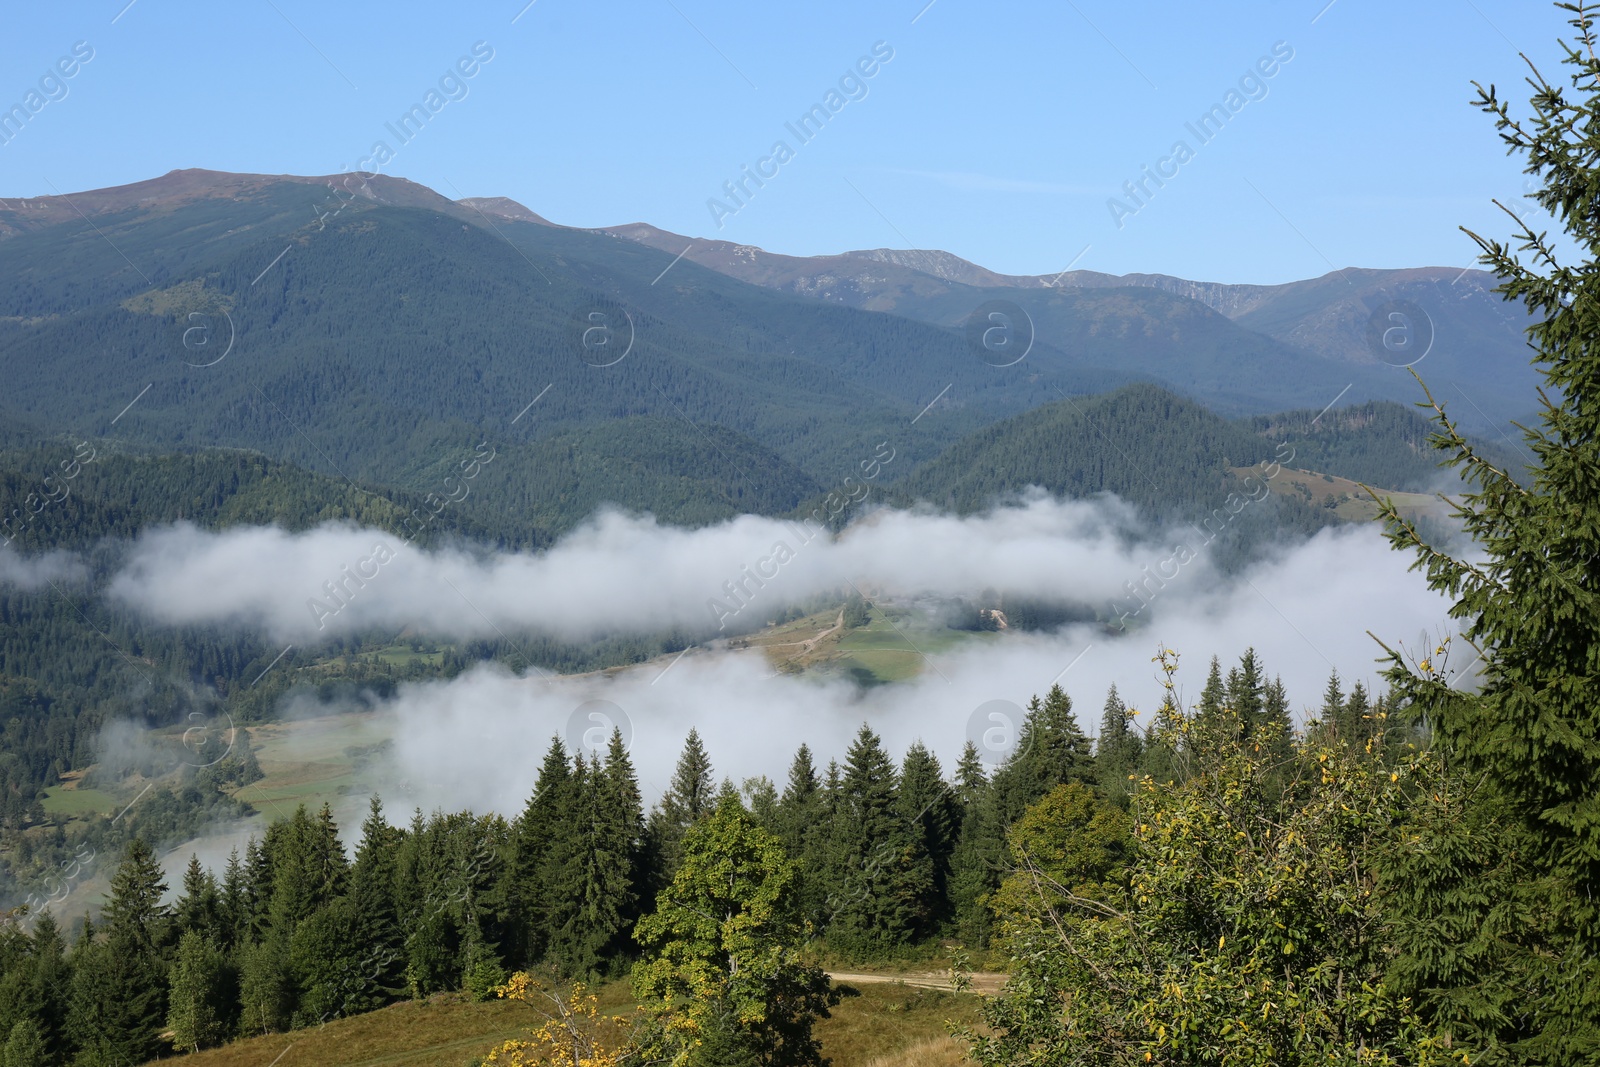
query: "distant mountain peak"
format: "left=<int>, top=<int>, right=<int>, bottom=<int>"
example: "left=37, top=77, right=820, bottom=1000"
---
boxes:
left=841, top=247, right=1046, bottom=287
left=455, top=196, right=552, bottom=225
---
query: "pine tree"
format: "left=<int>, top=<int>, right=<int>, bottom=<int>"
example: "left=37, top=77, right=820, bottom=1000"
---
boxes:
left=1341, top=680, right=1372, bottom=745
left=1196, top=655, right=1226, bottom=727
left=242, top=835, right=274, bottom=944
left=646, top=728, right=716, bottom=885
left=219, top=847, right=246, bottom=950
left=599, top=729, right=645, bottom=962
left=173, top=853, right=221, bottom=944
left=826, top=725, right=930, bottom=953
left=898, top=742, right=956, bottom=936
left=777, top=746, right=826, bottom=923
left=948, top=751, right=1002, bottom=949
left=993, top=686, right=1094, bottom=825
left=67, top=920, right=166, bottom=1065
left=26, top=911, right=70, bottom=1062
left=265, top=804, right=348, bottom=940
left=513, top=736, right=571, bottom=966
left=1370, top=9, right=1600, bottom=1057
left=1095, top=685, right=1144, bottom=806
left=347, top=795, right=405, bottom=1009
left=1319, top=670, right=1344, bottom=726
left=1226, top=649, right=1266, bottom=734
left=954, top=741, right=988, bottom=809
left=743, top=776, right=780, bottom=828
left=103, top=837, right=169, bottom=956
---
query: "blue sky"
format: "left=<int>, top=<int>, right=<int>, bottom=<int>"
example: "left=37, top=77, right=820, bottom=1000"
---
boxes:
left=0, top=0, right=1561, bottom=284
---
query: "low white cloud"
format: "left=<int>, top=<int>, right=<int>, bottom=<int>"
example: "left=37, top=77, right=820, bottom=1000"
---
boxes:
left=105, top=496, right=1175, bottom=644
left=338, top=523, right=1457, bottom=817
left=0, top=545, right=84, bottom=590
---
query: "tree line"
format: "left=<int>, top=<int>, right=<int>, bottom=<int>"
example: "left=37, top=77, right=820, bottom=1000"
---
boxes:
left=0, top=647, right=1383, bottom=1064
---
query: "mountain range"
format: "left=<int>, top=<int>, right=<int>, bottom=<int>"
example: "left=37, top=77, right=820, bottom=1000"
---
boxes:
left=0, top=168, right=1537, bottom=527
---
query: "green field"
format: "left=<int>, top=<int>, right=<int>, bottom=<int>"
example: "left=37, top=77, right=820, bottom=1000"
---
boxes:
left=830, top=609, right=995, bottom=685
left=233, top=712, right=392, bottom=814
left=38, top=786, right=119, bottom=817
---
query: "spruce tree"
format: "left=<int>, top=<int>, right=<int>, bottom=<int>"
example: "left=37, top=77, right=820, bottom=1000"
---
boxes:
left=948, top=749, right=1002, bottom=948
left=646, top=728, right=716, bottom=885
left=993, top=686, right=1094, bottom=825
left=242, top=835, right=274, bottom=944
left=777, top=746, right=826, bottom=923
left=1341, top=680, right=1372, bottom=745
left=1095, top=684, right=1143, bottom=806
left=599, top=729, right=646, bottom=962
left=1319, top=670, right=1345, bottom=726
left=898, top=742, right=956, bottom=936
left=954, top=741, right=988, bottom=809
left=743, top=775, right=780, bottom=828
left=513, top=736, right=571, bottom=965
left=348, top=795, right=405, bottom=1008
left=173, top=853, right=221, bottom=944
left=67, top=922, right=165, bottom=1065
left=826, top=725, right=930, bottom=953
left=1196, top=655, right=1226, bottom=728
left=219, top=847, right=246, bottom=950
left=103, top=837, right=168, bottom=956
left=26, top=911, right=70, bottom=1062
left=1373, top=7, right=1600, bottom=1057
left=1226, top=649, right=1266, bottom=735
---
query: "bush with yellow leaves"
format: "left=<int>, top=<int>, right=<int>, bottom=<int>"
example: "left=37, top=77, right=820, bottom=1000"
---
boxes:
left=483, top=972, right=639, bottom=1067
left=963, top=650, right=1465, bottom=1066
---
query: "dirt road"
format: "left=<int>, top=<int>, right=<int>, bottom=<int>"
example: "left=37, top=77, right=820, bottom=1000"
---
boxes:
left=827, top=971, right=1006, bottom=995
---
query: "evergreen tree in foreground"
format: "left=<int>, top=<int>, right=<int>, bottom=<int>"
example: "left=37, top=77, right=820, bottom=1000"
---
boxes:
left=1374, top=6, right=1600, bottom=1058
left=1095, top=685, right=1142, bottom=806
left=646, top=728, right=716, bottom=887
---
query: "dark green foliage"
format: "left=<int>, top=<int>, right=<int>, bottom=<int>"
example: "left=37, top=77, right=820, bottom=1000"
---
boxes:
left=645, top=728, right=716, bottom=887
left=347, top=796, right=405, bottom=1007
left=1370, top=8, right=1600, bottom=1059
left=2, top=1018, right=46, bottom=1067
left=102, top=838, right=168, bottom=957
left=513, top=738, right=571, bottom=966
left=824, top=725, right=933, bottom=955
left=898, top=743, right=958, bottom=936
left=67, top=922, right=166, bottom=1066
left=173, top=853, right=222, bottom=945
left=1249, top=400, right=1526, bottom=492
left=992, top=685, right=1095, bottom=826
left=1094, top=685, right=1143, bottom=806
left=842, top=593, right=870, bottom=629
left=948, top=745, right=1003, bottom=948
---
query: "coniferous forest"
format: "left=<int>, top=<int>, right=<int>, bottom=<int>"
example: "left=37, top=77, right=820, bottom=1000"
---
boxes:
left=0, top=659, right=1393, bottom=1065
